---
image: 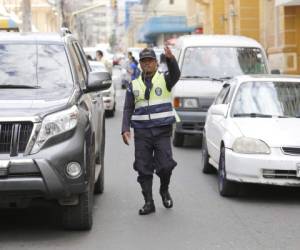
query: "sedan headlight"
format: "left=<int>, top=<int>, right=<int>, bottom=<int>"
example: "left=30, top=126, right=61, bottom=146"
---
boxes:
left=31, top=106, right=79, bottom=154
left=232, top=137, right=271, bottom=154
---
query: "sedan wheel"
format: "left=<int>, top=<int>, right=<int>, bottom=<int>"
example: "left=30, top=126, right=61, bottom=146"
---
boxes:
left=202, top=134, right=215, bottom=174
left=218, top=147, right=239, bottom=197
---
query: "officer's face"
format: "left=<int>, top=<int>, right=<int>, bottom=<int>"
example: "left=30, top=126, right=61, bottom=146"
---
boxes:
left=140, top=58, right=157, bottom=76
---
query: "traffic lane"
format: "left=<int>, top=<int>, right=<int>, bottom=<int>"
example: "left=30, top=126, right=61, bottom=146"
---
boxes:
left=0, top=104, right=300, bottom=249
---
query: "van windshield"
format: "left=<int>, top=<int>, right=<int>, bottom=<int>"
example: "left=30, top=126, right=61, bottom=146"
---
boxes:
left=0, top=43, right=73, bottom=89
left=181, top=47, right=268, bottom=79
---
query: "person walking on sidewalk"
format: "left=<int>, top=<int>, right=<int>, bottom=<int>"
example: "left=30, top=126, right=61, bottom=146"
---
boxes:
left=121, top=46, right=180, bottom=215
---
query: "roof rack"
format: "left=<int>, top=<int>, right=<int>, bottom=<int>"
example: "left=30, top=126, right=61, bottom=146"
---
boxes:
left=60, top=27, right=72, bottom=36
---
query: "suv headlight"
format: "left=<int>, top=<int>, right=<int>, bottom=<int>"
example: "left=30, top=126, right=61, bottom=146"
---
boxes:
left=31, top=106, right=79, bottom=154
left=232, top=137, right=270, bottom=154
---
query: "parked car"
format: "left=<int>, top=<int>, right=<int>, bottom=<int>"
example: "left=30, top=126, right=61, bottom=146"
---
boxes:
left=203, top=74, right=300, bottom=197
left=171, top=35, right=274, bottom=147
left=0, top=29, right=111, bottom=230
left=89, top=60, right=116, bottom=117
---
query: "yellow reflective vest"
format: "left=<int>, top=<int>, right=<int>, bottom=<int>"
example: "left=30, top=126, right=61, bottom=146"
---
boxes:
left=131, top=71, right=178, bottom=129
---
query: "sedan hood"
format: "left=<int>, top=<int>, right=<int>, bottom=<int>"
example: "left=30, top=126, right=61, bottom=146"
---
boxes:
left=172, top=79, right=223, bottom=98
left=233, top=118, right=300, bottom=147
left=0, top=88, right=73, bottom=119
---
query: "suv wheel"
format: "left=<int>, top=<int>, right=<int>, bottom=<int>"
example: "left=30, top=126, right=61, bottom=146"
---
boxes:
left=62, top=184, right=93, bottom=230
left=95, top=120, right=105, bottom=194
left=62, top=140, right=95, bottom=230
left=173, top=132, right=184, bottom=147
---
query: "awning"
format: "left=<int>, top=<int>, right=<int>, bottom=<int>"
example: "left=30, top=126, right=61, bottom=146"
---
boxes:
left=0, top=16, right=19, bottom=30
left=275, top=0, right=300, bottom=6
left=138, top=16, right=195, bottom=43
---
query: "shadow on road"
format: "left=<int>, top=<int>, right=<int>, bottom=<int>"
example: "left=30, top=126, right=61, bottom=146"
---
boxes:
left=0, top=200, right=62, bottom=231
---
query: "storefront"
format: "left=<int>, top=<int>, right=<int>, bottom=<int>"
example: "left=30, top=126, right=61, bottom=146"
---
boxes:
left=138, top=16, right=195, bottom=46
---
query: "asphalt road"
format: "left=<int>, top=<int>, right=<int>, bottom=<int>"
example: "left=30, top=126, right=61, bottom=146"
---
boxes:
left=1, top=89, right=300, bottom=250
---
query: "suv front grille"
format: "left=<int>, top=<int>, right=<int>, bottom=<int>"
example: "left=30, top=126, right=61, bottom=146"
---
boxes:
left=0, top=122, right=33, bottom=156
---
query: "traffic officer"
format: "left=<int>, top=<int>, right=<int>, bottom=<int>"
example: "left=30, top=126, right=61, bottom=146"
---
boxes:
left=121, top=46, right=180, bottom=215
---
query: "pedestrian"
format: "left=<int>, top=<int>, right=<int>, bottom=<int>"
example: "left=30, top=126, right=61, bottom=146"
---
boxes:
left=126, top=52, right=140, bottom=80
left=96, top=50, right=112, bottom=73
left=121, top=46, right=181, bottom=215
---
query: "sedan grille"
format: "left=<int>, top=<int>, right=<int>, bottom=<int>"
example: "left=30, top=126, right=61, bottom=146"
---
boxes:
left=263, top=169, right=297, bottom=179
left=282, top=147, right=300, bottom=155
left=0, top=122, right=33, bottom=156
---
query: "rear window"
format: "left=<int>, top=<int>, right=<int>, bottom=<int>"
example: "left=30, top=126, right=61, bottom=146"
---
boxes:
left=0, top=43, right=73, bottom=89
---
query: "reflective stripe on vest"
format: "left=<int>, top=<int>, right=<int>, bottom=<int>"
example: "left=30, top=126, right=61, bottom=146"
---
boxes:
left=131, top=71, right=177, bottom=128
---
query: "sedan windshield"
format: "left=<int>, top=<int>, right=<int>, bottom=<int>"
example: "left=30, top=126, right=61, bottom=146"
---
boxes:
left=231, top=81, right=300, bottom=118
left=0, top=44, right=73, bottom=89
left=181, top=47, right=268, bottom=79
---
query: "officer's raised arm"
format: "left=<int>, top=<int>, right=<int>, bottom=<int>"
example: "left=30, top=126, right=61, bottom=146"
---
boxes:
left=164, top=45, right=181, bottom=91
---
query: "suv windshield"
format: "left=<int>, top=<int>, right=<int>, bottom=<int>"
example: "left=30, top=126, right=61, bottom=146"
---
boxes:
left=181, top=47, right=268, bottom=79
left=0, top=44, right=73, bottom=89
left=231, top=81, right=300, bottom=118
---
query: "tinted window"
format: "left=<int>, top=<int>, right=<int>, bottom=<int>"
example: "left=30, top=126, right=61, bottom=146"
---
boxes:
left=181, top=47, right=268, bottom=79
left=231, top=81, right=300, bottom=117
left=0, top=44, right=72, bottom=89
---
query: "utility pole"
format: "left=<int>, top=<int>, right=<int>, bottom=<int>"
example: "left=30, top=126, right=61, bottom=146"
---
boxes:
left=22, top=0, right=32, bottom=32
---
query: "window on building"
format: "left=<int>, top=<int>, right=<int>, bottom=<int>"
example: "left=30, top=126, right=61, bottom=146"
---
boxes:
left=169, top=0, right=174, bottom=4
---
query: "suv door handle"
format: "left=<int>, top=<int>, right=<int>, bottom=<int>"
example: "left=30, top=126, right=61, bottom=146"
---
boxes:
left=92, top=99, right=97, bottom=104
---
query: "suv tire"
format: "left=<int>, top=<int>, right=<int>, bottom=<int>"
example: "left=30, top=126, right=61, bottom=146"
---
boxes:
left=62, top=140, right=95, bottom=230
left=95, top=120, right=105, bottom=194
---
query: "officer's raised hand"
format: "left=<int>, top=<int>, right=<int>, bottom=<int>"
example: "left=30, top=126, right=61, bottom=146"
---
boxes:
left=164, top=45, right=174, bottom=59
left=122, top=131, right=131, bottom=145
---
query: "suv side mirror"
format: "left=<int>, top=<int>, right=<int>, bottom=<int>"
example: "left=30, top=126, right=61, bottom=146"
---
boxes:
left=271, top=69, right=280, bottom=74
left=87, top=71, right=111, bottom=92
left=210, top=104, right=228, bottom=117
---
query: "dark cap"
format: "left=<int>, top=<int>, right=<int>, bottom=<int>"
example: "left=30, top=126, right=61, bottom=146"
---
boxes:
left=139, top=48, right=157, bottom=61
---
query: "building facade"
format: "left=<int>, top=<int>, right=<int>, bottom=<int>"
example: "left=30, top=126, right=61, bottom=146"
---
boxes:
left=138, top=0, right=195, bottom=46
left=195, top=0, right=300, bottom=74
left=0, top=0, right=59, bottom=32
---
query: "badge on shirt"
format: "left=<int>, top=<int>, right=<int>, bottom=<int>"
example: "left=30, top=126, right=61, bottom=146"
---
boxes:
left=133, top=90, right=139, bottom=97
left=155, top=87, right=162, bottom=96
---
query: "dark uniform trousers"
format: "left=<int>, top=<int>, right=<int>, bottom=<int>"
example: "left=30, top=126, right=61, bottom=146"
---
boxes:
left=133, top=125, right=177, bottom=193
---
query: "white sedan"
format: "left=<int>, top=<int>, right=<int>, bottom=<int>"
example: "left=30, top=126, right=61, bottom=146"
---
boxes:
left=89, top=61, right=116, bottom=117
left=203, top=74, right=300, bottom=196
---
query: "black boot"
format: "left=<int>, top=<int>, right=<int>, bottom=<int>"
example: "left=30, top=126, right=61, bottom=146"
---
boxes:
left=138, top=177, right=155, bottom=215
left=159, top=173, right=173, bottom=209
left=139, top=191, right=155, bottom=215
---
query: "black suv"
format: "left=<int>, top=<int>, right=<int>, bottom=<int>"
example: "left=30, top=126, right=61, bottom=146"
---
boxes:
left=0, top=30, right=110, bottom=230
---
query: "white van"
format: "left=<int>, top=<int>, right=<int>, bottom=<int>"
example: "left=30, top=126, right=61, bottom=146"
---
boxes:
left=172, top=35, right=271, bottom=147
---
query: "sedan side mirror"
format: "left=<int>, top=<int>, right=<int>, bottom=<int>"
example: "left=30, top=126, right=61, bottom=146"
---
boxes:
left=87, top=71, right=111, bottom=92
left=210, top=104, right=228, bottom=117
